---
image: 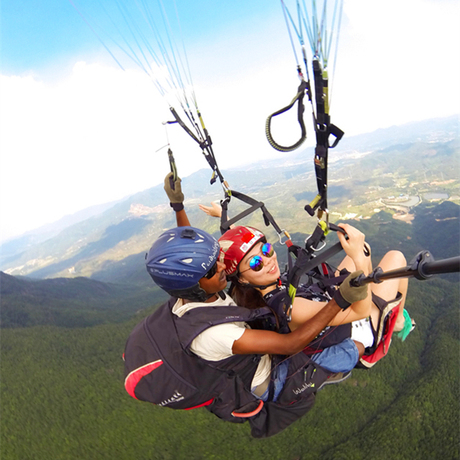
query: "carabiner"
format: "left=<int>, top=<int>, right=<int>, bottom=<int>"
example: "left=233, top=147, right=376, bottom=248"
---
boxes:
left=278, top=229, right=291, bottom=245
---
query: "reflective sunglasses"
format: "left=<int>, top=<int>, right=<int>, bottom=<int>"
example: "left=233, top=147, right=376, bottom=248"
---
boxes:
left=242, top=243, right=275, bottom=273
left=203, top=261, right=218, bottom=279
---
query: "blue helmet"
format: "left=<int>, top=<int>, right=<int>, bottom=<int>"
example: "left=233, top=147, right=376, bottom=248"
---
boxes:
left=146, top=227, right=220, bottom=301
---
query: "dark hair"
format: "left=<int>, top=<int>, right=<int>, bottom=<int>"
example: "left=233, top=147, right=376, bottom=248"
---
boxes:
left=229, top=279, right=282, bottom=332
left=228, top=280, right=266, bottom=310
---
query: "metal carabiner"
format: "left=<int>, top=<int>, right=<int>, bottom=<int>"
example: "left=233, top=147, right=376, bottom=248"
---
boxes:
left=278, top=229, right=291, bottom=245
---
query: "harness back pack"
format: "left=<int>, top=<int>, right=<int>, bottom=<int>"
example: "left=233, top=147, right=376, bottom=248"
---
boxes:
left=124, top=296, right=331, bottom=438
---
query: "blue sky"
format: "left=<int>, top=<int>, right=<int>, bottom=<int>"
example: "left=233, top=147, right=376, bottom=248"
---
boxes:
left=1, top=0, right=459, bottom=242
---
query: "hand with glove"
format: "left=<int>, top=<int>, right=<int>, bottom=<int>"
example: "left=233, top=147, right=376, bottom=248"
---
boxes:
left=164, top=172, right=184, bottom=212
left=334, top=270, right=368, bottom=310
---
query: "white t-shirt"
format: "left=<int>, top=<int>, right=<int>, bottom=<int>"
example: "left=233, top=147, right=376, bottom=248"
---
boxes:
left=172, top=295, right=271, bottom=388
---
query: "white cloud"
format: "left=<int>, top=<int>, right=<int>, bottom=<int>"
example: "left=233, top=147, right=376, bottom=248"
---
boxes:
left=0, top=64, right=173, bottom=241
left=0, top=61, right=282, bottom=242
left=333, top=0, right=460, bottom=134
left=1, top=0, right=459, bottom=242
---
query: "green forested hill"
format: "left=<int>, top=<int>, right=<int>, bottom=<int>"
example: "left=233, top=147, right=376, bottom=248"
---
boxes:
left=1, top=204, right=459, bottom=458
left=1, top=275, right=458, bottom=460
left=0, top=272, right=167, bottom=328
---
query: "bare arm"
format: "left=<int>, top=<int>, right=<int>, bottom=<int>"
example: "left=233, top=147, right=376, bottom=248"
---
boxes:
left=290, top=225, right=375, bottom=329
left=198, top=202, right=222, bottom=218
left=289, top=225, right=373, bottom=330
left=175, top=209, right=191, bottom=227
left=289, top=296, right=368, bottom=330
left=336, top=224, right=372, bottom=320
left=232, top=299, right=342, bottom=355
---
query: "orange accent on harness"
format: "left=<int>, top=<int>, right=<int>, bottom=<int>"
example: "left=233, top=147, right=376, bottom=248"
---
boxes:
left=231, top=400, right=264, bottom=418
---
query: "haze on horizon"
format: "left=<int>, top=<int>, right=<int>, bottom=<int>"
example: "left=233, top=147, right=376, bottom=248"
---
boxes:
left=1, top=0, right=459, bottom=243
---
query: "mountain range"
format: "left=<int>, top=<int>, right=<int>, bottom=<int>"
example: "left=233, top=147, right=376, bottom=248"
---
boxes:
left=1, top=115, right=458, bottom=284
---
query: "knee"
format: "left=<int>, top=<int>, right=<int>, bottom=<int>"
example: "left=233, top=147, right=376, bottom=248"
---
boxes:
left=353, top=340, right=365, bottom=358
left=384, top=250, right=407, bottom=268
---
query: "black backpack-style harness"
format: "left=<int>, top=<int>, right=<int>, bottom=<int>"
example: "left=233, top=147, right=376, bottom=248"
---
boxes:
left=124, top=296, right=331, bottom=438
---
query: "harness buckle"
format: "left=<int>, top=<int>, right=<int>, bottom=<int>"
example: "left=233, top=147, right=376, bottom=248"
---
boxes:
left=285, top=303, right=293, bottom=322
left=305, top=234, right=326, bottom=252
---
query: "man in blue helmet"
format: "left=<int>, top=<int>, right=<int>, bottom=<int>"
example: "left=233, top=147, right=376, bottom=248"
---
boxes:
left=145, top=225, right=227, bottom=302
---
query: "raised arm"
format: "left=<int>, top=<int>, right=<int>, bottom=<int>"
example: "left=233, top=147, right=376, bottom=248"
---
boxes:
left=198, top=202, right=222, bottom=218
left=288, top=225, right=373, bottom=330
left=336, top=223, right=372, bottom=318
left=337, top=224, right=371, bottom=276
left=164, top=172, right=191, bottom=227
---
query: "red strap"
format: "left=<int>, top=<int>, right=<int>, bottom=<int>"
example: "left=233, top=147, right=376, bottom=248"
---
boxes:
left=184, top=399, right=214, bottom=410
left=362, top=304, right=401, bottom=365
left=231, top=400, right=264, bottom=418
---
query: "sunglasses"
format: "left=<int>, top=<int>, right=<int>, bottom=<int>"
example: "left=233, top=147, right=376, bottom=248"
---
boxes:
left=203, top=261, right=218, bottom=279
left=241, top=243, right=275, bottom=273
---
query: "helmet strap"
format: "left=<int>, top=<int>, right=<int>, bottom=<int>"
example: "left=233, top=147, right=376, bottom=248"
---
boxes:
left=236, top=277, right=280, bottom=291
left=168, top=283, right=209, bottom=303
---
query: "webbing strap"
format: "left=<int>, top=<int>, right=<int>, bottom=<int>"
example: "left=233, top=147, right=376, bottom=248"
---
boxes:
left=304, top=61, right=344, bottom=217
left=265, top=79, right=308, bottom=152
left=220, top=190, right=291, bottom=246
left=288, top=241, right=344, bottom=289
left=169, top=107, right=226, bottom=186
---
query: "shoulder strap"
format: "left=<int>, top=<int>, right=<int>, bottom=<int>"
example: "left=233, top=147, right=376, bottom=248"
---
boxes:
left=175, top=305, right=273, bottom=350
left=263, top=286, right=292, bottom=334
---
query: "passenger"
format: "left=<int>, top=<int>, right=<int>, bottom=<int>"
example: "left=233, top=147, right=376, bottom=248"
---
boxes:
left=197, top=181, right=415, bottom=365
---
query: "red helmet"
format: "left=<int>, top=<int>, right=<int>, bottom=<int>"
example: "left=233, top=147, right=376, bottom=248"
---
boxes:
left=218, top=226, right=265, bottom=276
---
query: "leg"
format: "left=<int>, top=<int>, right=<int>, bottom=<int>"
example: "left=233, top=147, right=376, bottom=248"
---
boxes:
left=354, top=340, right=365, bottom=357
left=336, top=253, right=373, bottom=276
left=336, top=255, right=356, bottom=274
left=310, top=338, right=360, bottom=372
left=370, top=250, right=409, bottom=331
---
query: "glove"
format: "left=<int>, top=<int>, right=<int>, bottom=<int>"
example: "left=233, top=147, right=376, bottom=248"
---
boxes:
left=164, top=172, right=184, bottom=211
left=334, top=270, right=368, bottom=310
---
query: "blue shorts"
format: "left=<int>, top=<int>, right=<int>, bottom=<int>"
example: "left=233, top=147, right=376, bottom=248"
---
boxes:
left=253, top=338, right=359, bottom=402
left=256, top=359, right=290, bottom=402
left=309, top=338, right=359, bottom=373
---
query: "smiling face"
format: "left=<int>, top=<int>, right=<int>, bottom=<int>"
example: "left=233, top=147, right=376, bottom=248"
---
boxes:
left=198, top=261, right=228, bottom=296
left=237, top=242, right=280, bottom=293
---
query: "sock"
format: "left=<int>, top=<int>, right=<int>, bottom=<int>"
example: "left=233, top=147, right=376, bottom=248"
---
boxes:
left=396, top=309, right=415, bottom=341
